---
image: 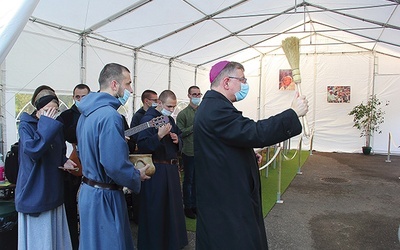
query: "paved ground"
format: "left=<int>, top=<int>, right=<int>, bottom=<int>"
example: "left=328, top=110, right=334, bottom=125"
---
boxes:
left=266, top=151, right=400, bottom=250
left=131, top=152, right=400, bottom=249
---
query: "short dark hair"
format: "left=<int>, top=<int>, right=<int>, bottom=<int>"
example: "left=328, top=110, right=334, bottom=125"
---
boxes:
left=159, top=90, right=176, bottom=103
left=188, top=86, right=200, bottom=95
left=141, top=89, right=157, bottom=103
left=98, top=63, right=130, bottom=89
left=73, top=84, right=91, bottom=95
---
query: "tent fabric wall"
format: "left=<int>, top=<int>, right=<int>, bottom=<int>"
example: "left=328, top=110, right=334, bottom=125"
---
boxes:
left=5, top=22, right=81, bottom=93
left=2, top=23, right=214, bottom=153
left=260, top=51, right=400, bottom=154
left=3, top=26, right=400, bottom=155
left=374, top=73, right=400, bottom=154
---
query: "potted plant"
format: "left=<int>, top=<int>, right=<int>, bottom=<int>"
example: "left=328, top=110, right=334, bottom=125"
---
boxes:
left=348, top=94, right=388, bottom=155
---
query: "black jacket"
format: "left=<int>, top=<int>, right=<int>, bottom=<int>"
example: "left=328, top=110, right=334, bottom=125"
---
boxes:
left=194, top=90, right=302, bottom=250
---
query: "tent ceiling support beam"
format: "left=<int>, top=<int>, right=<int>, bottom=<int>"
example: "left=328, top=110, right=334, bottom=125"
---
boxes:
left=317, top=33, right=371, bottom=52
left=183, top=0, right=263, bottom=55
left=372, top=4, right=398, bottom=51
left=29, top=17, right=82, bottom=35
left=197, top=21, right=307, bottom=66
left=194, top=67, right=198, bottom=87
left=254, top=41, right=377, bottom=49
left=306, top=2, right=400, bottom=31
left=385, top=0, right=400, bottom=4
left=168, top=59, right=172, bottom=90
left=257, top=55, right=264, bottom=120
left=84, top=33, right=202, bottom=68
left=25, top=0, right=400, bottom=73
left=312, top=20, right=400, bottom=49
left=174, top=4, right=302, bottom=62
left=132, top=50, right=138, bottom=113
left=213, top=3, right=396, bottom=20
left=137, top=0, right=248, bottom=50
left=241, top=26, right=388, bottom=37
left=80, top=36, right=87, bottom=85
left=317, top=33, right=400, bottom=59
left=82, top=0, right=152, bottom=34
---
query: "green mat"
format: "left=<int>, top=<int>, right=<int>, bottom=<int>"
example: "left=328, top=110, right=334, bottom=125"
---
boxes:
left=185, top=149, right=309, bottom=232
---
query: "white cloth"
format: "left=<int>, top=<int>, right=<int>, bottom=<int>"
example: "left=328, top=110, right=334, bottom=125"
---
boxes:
left=18, top=204, right=72, bottom=250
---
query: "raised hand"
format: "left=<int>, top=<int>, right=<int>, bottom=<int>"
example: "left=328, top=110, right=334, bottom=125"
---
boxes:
left=40, top=106, right=59, bottom=119
left=291, top=91, right=308, bottom=117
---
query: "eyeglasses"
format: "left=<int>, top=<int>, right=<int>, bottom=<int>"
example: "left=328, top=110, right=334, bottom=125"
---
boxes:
left=74, top=95, right=86, bottom=100
left=190, top=93, right=202, bottom=97
left=228, top=76, right=247, bottom=83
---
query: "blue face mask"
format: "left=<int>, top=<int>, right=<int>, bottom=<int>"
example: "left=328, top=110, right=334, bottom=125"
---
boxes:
left=161, top=108, right=172, bottom=116
left=118, top=89, right=131, bottom=106
left=191, top=97, right=201, bottom=106
left=151, top=102, right=159, bottom=108
left=234, top=83, right=249, bottom=102
left=75, top=100, right=80, bottom=108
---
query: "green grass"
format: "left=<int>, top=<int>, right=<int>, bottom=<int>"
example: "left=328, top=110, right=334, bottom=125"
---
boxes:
left=260, top=150, right=309, bottom=216
left=184, top=150, right=309, bottom=232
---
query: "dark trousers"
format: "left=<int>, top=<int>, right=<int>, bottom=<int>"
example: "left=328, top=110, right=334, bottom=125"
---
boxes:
left=131, top=192, right=140, bottom=224
left=64, top=174, right=81, bottom=250
left=182, top=153, right=196, bottom=209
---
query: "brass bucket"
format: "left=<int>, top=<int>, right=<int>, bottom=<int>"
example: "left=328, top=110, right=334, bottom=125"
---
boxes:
left=129, top=154, right=156, bottom=176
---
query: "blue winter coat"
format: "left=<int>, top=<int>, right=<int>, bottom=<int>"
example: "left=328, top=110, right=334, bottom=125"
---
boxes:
left=16, top=112, right=67, bottom=214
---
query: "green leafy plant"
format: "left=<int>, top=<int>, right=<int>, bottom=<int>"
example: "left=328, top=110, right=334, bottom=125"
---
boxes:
left=348, top=94, right=388, bottom=148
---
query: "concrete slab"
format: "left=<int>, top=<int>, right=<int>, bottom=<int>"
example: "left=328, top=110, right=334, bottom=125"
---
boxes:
left=266, top=152, right=400, bottom=250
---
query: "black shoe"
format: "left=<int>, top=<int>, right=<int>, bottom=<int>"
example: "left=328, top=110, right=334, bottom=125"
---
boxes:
left=184, top=208, right=196, bottom=219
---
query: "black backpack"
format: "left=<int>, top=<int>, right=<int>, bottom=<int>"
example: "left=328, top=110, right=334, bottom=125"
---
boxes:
left=4, top=142, right=19, bottom=184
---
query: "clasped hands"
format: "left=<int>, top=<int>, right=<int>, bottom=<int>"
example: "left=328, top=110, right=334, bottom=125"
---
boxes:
left=157, top=123, right=178, bottom=144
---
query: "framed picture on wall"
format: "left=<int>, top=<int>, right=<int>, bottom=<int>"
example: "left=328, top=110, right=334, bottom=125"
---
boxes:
left=279, top=69, right=295, bottom=91
left=327, top=86, right=351, bottom=103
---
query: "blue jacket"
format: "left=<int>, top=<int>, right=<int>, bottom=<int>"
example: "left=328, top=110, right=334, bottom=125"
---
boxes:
left=16, top=112, right=67, bottom=214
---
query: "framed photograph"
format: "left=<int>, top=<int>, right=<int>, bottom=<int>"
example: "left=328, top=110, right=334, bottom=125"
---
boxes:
left=327, top=86, right=351, bottom=103
left=279, top=69, right=295, bottom=91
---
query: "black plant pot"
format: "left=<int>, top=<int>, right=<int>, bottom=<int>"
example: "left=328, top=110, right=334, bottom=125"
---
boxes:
left=362, top=146, right=372, bottom=155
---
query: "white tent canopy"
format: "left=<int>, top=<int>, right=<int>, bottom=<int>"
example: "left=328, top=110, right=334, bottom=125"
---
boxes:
left=1, top=0, right=400, bottom=155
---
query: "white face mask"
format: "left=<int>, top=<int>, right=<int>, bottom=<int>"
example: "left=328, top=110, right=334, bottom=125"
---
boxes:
left=161, top=108, right=172, bottom=116
left=234, top=82, right=249, bottom=102
left=191, top=97, right=201, bottom=106
left=151, top=102, right=159, bottom=108
left=118, top=89, right=130, bottom=106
